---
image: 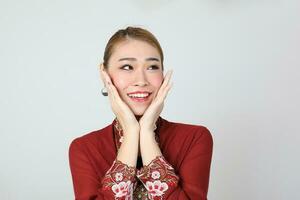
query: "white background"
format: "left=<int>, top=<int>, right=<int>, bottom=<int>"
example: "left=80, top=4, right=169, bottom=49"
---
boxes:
left=0, top=0, right=299, bottom=199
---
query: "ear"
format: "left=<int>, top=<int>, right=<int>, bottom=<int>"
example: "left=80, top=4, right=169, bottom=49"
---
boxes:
left=99, top=63, right=105, bottom=71
left=98, top=63, right=106, bottom=84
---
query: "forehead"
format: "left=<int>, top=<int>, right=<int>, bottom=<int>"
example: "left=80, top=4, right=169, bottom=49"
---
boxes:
left=110, top=39, right=161, bottom=61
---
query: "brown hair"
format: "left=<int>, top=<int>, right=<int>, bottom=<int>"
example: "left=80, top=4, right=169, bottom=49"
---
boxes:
left=103, top=26, right=164, bottom=70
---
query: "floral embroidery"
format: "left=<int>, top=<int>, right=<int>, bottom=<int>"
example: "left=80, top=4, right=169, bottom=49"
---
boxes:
left=106, top=118, right=178, bottom=199
left=137, top=156, right=179, bottom=199
left=151, top=171, right=160, bottom=179
left=146, top=180, right=168, bottom=196
left=115, top=172, right=123, bottom=181
left=112, top=180, right=133, bottom=198
left=102, top=159, right=137, bottom=199
left=158, top=157, right=175, bottom=171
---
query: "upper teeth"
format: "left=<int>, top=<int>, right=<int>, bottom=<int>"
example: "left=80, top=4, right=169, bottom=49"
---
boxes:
left=128, top=93, right=150, bottom=98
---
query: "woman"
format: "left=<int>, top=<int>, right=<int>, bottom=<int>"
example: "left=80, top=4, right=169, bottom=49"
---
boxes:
left=69, top=26, right=213, bottom=200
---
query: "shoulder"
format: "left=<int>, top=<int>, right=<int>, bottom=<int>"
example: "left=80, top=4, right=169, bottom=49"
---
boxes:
left=69, top=123, right=113, bottom=152
left=162, top=118, right=213, bottom=147
left=163, top=118, right=212, bottom=136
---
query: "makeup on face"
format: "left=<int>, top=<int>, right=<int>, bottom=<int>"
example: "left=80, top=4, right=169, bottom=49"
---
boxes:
left=105, top=40, right=164, bottom=115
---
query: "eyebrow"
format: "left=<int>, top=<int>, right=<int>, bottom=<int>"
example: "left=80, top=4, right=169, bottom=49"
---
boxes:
left=118, top=57, right=160, bottom=62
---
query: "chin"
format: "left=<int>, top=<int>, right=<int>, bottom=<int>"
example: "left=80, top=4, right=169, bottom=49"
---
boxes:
left=129, top=104, right=148, bottom=116
left=123, top=98, right=150, bottom=116
left=132, top=109, right=146, bottom=116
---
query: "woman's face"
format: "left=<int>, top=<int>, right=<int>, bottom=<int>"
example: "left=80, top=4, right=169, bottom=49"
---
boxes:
left=106, top=39, right=164, bottom=116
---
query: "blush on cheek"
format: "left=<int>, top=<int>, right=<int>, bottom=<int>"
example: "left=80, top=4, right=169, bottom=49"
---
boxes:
left=151, top=76, right=164, bottom=87
left=110, top=75, right=128, bottom=90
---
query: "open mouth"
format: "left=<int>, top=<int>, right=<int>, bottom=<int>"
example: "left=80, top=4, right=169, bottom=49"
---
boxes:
left=127, top=92, right=152, bottom=102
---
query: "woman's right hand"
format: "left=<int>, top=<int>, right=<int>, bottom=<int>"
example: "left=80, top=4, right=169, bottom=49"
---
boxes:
left=100, top=64, right=140, bottom=135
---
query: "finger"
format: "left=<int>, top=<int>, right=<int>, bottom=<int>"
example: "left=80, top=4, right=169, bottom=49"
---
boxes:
left=157, top=81, right=173, bottom=103
left=99, top=64, right=110, bottom=86
left=161, top=70, right=173, bottom=88
left=99, top=64, right=106, bottom=85
left=156, top=69, right=173, bottom=98
left=151, top=83, right=173, bottom=108
left=108, top=82, right=123, bottom=102
left=107, top=87, right=114, bottom=104
left=165, top=70, right=173, bottom=84
left=100, top=71, right=107, bottom=86
left=102, top=73, right=124, bottom=104
left=162, top=81, right=173, bottom=101
left=99, top=64, right=114, bottom=102
left=101, top=70, right=113, bottom=86
left=100, top=69, right=115, bottom=101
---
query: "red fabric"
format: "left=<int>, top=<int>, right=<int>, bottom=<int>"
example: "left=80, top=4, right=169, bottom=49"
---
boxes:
left=101, top=159, right=137, bottom=199
left=136, top=156, right=179, bottom=199
left=69, top=117, right=213, bottom=200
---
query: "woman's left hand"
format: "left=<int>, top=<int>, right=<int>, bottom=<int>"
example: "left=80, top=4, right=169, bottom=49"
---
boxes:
left=139, top=70, right=173, bottom=132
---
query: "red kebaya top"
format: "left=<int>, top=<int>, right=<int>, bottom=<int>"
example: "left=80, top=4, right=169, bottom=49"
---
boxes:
left=69, top=117, right=213, bottom=200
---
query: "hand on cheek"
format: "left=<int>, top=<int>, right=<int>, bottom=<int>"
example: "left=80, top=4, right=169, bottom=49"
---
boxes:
left=139, top=70, right=173, bottom=132
left=100, top=64, right=140, bottom=133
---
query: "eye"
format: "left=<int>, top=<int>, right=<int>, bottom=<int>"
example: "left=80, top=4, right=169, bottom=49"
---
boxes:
left=120, top=64, right=133, bottom=70
left=148, top=65, right=160, bottom=70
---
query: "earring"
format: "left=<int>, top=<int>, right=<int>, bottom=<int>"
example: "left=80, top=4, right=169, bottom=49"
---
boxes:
left=101, top=87, right=108, bottom=96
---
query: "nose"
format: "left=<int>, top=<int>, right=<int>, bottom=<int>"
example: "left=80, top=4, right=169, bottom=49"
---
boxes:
left=134, top=69, right=149, bottom=86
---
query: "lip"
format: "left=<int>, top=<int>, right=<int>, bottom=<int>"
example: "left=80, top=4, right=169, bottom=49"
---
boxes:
left=127, top=91, right=151, bottom=95
left=127, top=91, right=152, bottom=103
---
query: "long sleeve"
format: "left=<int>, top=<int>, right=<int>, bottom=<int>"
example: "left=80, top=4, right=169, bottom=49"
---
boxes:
left=166, top=127, right=213, bottom=199
left=69, top=138, right=137, bottom=200
left=69, top=119, right=213, bottom=200
left=136, top=156, right=179, bottom=200
left=101, top=159, right=137, bottom=199
left=137, top=127, right=213, bottom=200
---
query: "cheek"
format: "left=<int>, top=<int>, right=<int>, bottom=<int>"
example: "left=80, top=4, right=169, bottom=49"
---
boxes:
left=150, top=75, right=164, bottom=88
left=110, top=73, right=163, bottom=92
left=110, top=74, right=129, bottom=92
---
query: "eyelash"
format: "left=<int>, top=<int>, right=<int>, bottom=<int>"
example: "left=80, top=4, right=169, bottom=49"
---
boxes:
left=120, top=65, right=133, bottom=70
left=120, top=64, right=160, bottom=70
left=149, top=65, right=160, bottom=70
